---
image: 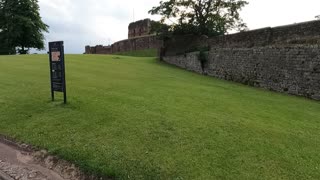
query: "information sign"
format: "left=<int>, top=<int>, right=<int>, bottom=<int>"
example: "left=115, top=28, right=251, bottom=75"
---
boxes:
left=49, top=41, right=67, bottom=104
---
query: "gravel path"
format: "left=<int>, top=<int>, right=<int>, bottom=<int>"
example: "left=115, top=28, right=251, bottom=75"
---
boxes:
left=0, top=160, right=48, bottom=180
left=0, top=136, right=109, bottom=180
left=0, top=142, right=64, bottom=180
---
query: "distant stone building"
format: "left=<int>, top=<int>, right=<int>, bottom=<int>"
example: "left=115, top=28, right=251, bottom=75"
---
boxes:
left=128, top=19, right=152, bottom=39
left=85, top=45, right=112, bottom=54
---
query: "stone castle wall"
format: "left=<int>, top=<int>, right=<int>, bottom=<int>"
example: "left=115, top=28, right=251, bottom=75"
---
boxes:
left=162, top=20, right=320, bottom=100
left=85, top=35, right=162, bottom=55
left=111, top=35, right=162, bottom=53
left=206, top=46, right=320, bottom=100
left=85, top=18, right=161, bottom=55
left=85, top=45, right=112, bottom=54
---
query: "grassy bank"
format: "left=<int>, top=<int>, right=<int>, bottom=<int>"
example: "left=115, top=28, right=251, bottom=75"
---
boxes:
left=0, top=54, right=319, bottom=179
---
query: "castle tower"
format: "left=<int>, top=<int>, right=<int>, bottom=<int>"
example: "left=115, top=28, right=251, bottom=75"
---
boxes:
left=128, top=19, right=152, bottom=39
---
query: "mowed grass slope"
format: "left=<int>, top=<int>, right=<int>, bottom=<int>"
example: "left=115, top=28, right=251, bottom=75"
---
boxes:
left=0, top=54, right=319, bottom=179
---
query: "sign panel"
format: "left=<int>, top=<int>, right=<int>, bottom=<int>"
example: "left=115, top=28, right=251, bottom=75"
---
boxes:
left=49, top=41, right=67, bottom=104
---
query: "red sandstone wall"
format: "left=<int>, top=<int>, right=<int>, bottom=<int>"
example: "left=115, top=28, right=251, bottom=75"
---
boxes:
left=161, top=20, right=320, bottom=101
left=85, top=35, right=162, bottom=55
left=163, top=20, right=320, bottom=56
left=128, top=19, right=151, bottom=39
left=112, top=35, right=162, bottom=53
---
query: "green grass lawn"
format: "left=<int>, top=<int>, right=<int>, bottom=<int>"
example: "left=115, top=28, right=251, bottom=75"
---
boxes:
left=0, top=54, right=319, bottom=179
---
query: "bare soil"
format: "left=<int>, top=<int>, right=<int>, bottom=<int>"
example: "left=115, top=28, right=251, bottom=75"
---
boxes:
left=0, top=135, right=109, bottom=180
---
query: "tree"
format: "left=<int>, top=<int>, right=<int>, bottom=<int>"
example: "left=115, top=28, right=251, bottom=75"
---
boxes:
left=0, top=0, right=48, bottom=54
left=0, top=0, right=15, bottom=54
left=150, top=20, right=170, bottom=36
left=149, top=0, right=248, bottom=37
left=316, top=15, right=320, bottom=20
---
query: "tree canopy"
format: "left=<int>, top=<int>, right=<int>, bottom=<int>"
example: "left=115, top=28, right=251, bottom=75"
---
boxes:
left=149, top=0, right=248, bottom=37
left=0, top=0, right=48, bottom=54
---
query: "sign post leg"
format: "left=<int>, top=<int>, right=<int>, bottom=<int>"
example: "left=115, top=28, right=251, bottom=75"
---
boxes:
left=63, top=91, right=67, bottom=104
left=51, top=91, right=55, bottom=101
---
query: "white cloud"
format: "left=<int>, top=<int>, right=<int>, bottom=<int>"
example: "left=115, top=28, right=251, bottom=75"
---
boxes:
left=34, top=0, right=320, bottom=54
left=242, top=0, right=320, bottom=29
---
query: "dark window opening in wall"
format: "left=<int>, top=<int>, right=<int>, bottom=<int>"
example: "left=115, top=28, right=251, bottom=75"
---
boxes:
left=139, top=29, right=142, bottom=36
left=133, top=29, right=136, bottom=37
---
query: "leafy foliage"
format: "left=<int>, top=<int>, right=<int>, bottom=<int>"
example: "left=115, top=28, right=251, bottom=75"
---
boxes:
left=149, top=0, right=248, bottom=37
left=0, top=0, right=48, bottom=54
left=150, top=20, right=170, bottom=36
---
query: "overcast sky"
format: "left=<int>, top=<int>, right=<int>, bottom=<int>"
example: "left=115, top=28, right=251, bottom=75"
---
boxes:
left=36, top=0, right=320, bottom=54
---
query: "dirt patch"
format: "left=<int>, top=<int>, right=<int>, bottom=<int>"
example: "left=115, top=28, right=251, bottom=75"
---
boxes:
left=0, top=134, right=112, bottom=180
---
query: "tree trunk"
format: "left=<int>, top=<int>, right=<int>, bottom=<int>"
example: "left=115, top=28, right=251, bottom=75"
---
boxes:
left=19, top=46, right=28, bottom=54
